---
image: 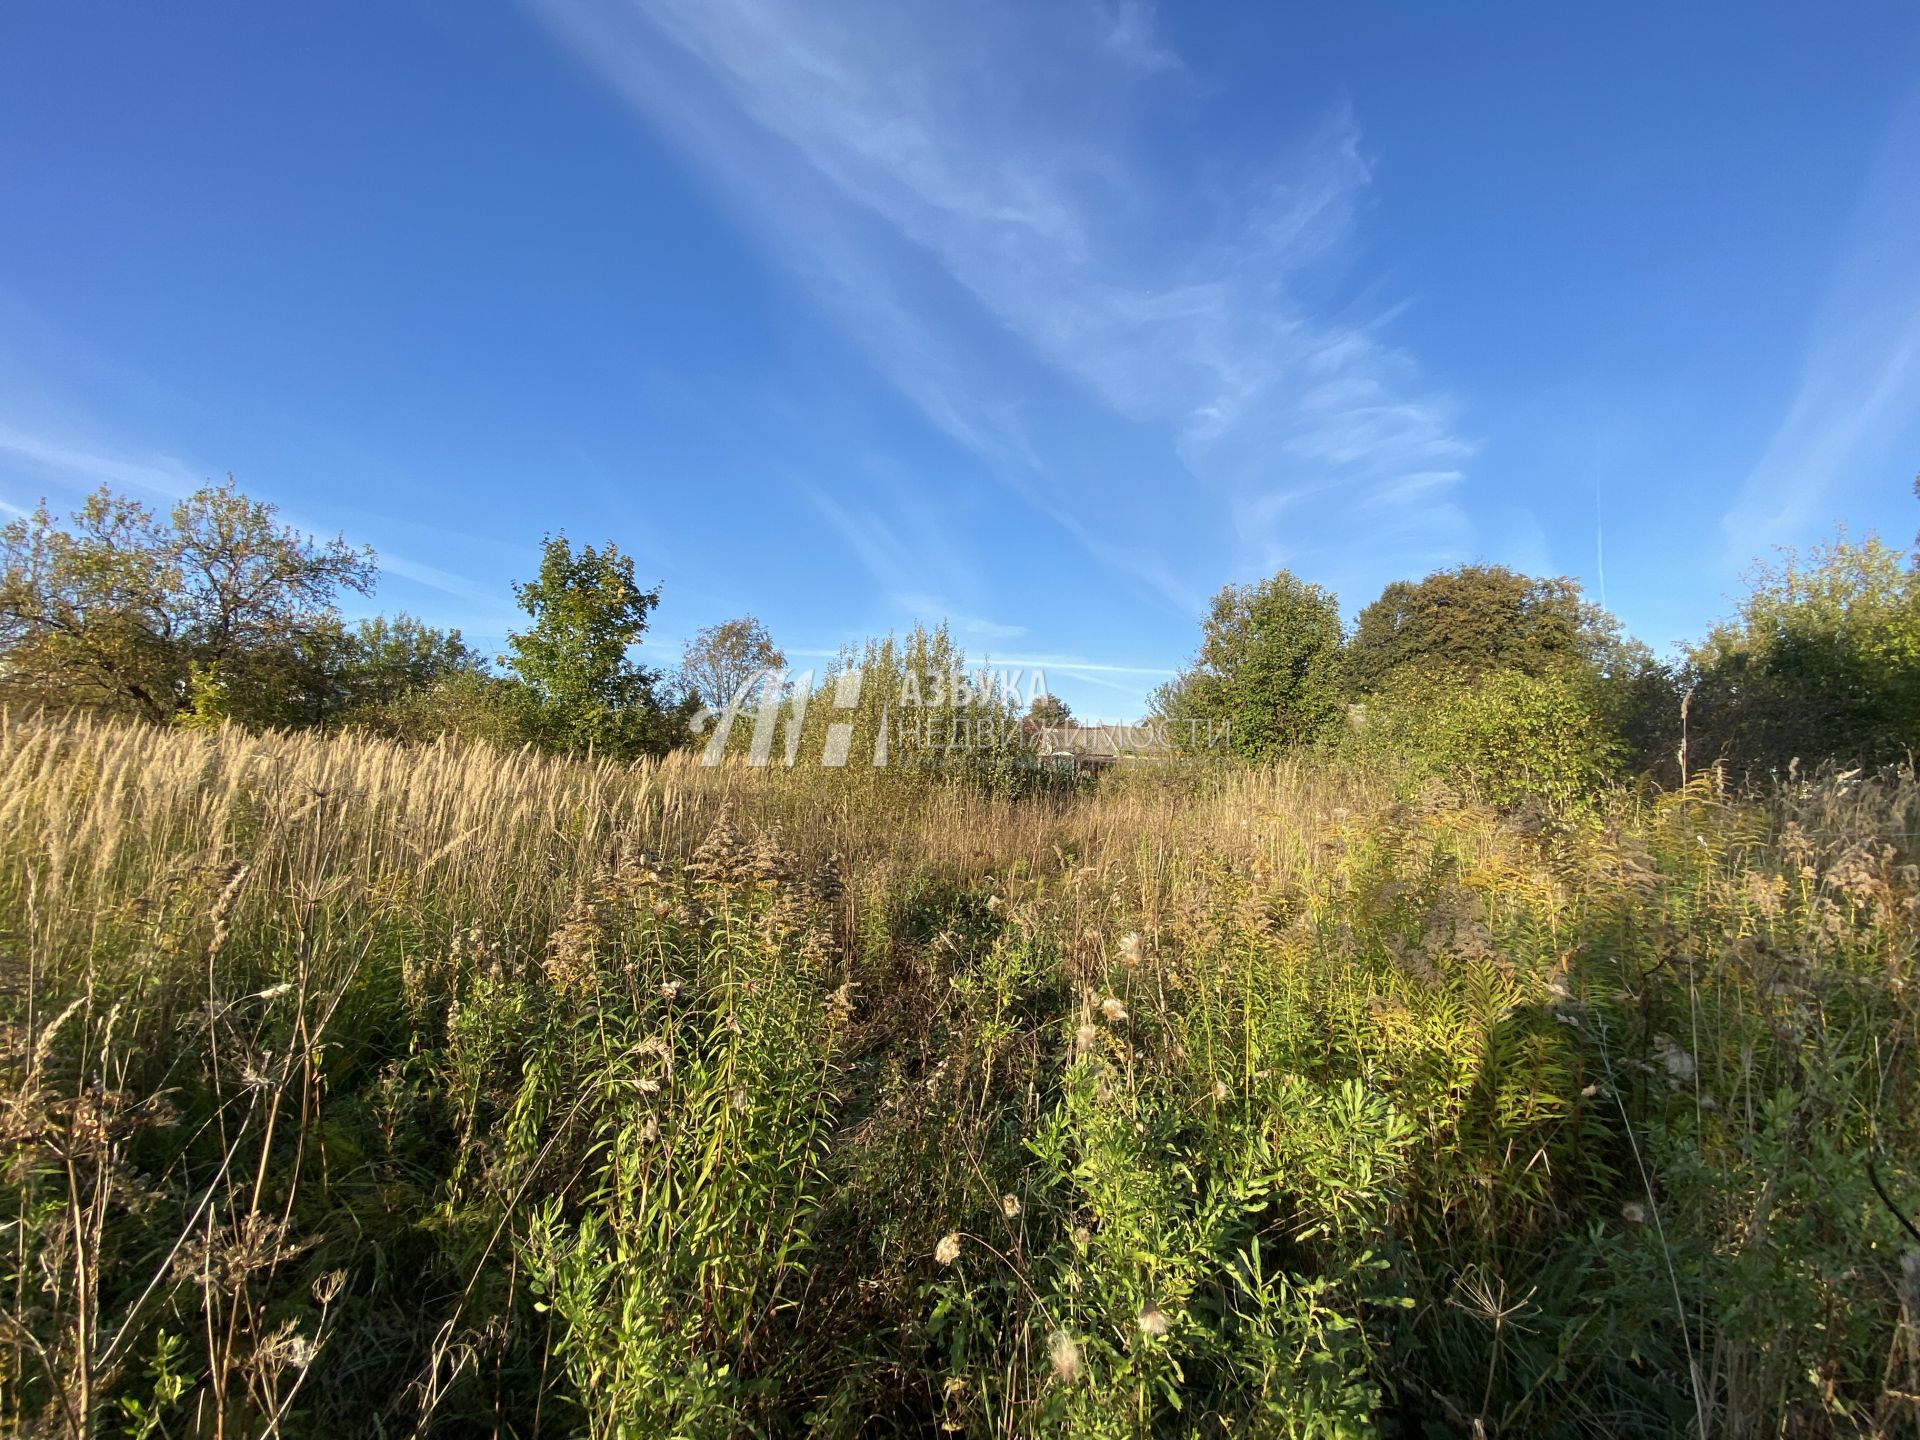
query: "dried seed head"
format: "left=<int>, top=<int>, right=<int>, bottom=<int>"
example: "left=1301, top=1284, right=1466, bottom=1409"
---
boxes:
left=934, top=1232, right=962, bottom=1266
left=750, top=830, right=797, bottom=885
left=1652, top=1034, right=1696, bottom=1086
left=1137, top=1301, right=1169, bottom=1337
left=810, top=855, right=845, bottom=903
left=1000, top=1194, right=1021, bottom=1218
left=1048, top=1330, right=1082, bottom=1383
left=210, top=862, right=251, bottom=925
left=1099, top=997, right=1128, bottom=1023
left=1119, top=932, right=1143, bottom=965
left=688, top=808, right=752, bottom=887
left=1621, top=1202, right=1647, bottom=1225
left=250, top=1320, right=317, bottom=1377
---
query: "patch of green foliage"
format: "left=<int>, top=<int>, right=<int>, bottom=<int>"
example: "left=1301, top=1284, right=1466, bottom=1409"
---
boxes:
left=1350, top=666, right=1624, bottom=813
left=1153, top=571, right=1345, bottom=760
left=1685, top=529, right=1920, bottom=776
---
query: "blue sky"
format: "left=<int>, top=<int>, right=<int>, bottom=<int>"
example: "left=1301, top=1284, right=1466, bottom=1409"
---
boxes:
left=3, top=2, right=1918, bottom=720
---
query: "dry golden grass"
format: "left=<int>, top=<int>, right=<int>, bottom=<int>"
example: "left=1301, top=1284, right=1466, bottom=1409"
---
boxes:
left=0, top=711, right=1384, bottom=984
left=3, top=712, right=1917, bottom=1438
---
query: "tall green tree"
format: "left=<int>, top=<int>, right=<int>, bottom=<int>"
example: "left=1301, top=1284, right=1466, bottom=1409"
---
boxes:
left=0, top=480, right=374, bottom=725
left=1155, top=572, right=1345, bottom=759
left=677, top=615, right=786, bottom=712
left=1345, top=564, right=1623, bottom=694
left=506, top=534, right=676, bottom=758
left=1342, top=563, right=1679, bottom=778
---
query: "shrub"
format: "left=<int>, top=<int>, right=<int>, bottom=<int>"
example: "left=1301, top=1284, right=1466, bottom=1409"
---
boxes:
left=1685, top=530, right=1920, bottom=776
left=360, top=667, right=539, bottom=748
left=1353, top=666, right=1622, bottom=810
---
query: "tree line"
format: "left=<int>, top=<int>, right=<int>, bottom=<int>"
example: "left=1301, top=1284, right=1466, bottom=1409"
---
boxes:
left=3, top=475, right=1916, bottom=790
left=1151, top=481, right=1920, bottom=793
left=0, top=481, right=690, bottom=757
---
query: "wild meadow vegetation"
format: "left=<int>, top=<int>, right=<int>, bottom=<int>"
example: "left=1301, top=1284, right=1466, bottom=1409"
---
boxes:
left=4, top=479, right=1920, bottom=1437
left=3, top=718, right=1918, bottom=1438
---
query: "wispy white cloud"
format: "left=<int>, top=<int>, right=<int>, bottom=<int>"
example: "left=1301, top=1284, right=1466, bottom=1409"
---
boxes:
left=978, top=651, right=1178, bottom=679
left=375, top=553, right=519, bottom=622
left=805, top=486, right=965, bottom=599
left=0, top=422, right=202, bottom=498
left=804, top=485, right=1031, bottom=643
left=1721, top=89, right=1920, bottom=561
left=530, top=0, right=1474, bottom=606
left=1095, top=0, right=1183, bottom=74
left=893, top=597, right=1027, bottom=643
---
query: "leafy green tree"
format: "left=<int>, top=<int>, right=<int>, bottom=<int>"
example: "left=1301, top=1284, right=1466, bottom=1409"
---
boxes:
left=1684, top=530, right=1920, bottom=774
left=1156, top=572, right=1345, bottom=759
left=677, top=615, right=786, bottom=712
left=329, top=614, right=491, bottom=734
left=336, top=615, right=486, bottom=711
left=0, top=480, right=374, bottom=725
left=1147, top=669, right=1225, bottom=741
left=1026, top=693, right=1072, bottom=726
left=506, top=534, right=676, bottom=758
left=1345, top=564, right=1621, bottom=694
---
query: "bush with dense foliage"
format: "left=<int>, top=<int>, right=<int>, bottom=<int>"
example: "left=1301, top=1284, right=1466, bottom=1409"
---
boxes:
left=1152, top=571, right=1345, bottom=759
left=1685, top=530, right=1920, bottom=777
left=1350, top=665, right=1625, bottom=812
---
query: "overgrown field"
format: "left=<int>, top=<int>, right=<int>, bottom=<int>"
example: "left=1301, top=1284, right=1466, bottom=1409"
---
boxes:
left=3, top=715, right=1918, bottom=1438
